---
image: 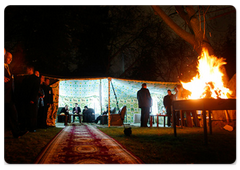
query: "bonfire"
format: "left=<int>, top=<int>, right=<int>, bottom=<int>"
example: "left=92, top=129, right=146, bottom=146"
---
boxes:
left=180, top=48, right=232, bottom=99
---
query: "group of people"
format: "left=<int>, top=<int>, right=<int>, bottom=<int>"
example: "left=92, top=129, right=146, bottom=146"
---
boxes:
left=4, top=49, right=53, bottom=138
left=60, top=104, right=95, bottom=123
left=137, top=83, right=181, bottom=127
left=59, top=104, right=117, bottom=124
left=5, top=47, right=180, bottom=136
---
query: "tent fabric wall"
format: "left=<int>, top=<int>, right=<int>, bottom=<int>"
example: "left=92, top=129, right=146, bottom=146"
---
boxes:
left=46, top=81, right=60, bottom=126
left=59, top=78, right=109, bottom=114
left=110, top=78, right=179, bottom=123
left=55, top=77, right=179, bottom=125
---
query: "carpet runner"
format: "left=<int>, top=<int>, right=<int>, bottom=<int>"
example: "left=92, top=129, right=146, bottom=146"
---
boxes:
left=35, top=125, right=142, bottom=164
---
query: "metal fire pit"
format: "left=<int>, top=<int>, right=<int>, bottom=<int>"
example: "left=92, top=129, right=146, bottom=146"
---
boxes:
left=172, top=99, right=236, bottom=145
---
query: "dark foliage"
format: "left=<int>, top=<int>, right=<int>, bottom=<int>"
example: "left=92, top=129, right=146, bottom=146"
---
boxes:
left=5, top=6, right=111, bottom=76
left=5, top=6, right=236, bottom=81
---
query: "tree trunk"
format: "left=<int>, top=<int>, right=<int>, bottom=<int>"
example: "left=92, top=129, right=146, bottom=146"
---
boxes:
left=152, top=6, right=229, bottom=85
left=151, top=6, right=214, bottom=55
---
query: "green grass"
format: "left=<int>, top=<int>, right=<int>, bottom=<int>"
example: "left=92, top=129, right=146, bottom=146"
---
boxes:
left=4, top=123, right=236, bottom=164
left=4, top=127, right=63, bottom=164
left=98, top=126, right=236, bottom=164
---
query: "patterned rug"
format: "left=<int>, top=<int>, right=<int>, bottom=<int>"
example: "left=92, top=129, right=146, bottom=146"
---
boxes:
left=35, top=125, right=142, bottom=164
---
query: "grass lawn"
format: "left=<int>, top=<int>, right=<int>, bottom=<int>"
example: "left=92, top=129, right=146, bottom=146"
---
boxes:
left=4, top=123, right=236, bottom=164
left=98, top=125, right=236, bottom=164
left=4, top=127, right=63, bottom=164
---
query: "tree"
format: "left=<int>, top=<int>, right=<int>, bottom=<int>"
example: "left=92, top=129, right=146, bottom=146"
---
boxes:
left=151, top=6, right=233, bottom=54
left=151, top=4, right=236, bottom=83
left=5, top=6, right=111, bottom=77
left=106, top=6, right=154, bottom=77
left=105, top=6, right=199, bottom=82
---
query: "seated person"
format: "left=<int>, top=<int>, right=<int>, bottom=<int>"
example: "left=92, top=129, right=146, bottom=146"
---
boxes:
left=83, top=106, right=95, bottom=122
left=72, top=103, right=81, bottom=123
left=60, top=105, right=70, bottom=124
left=61, top=105, right=70, bottom=115
left=94, top=105, right=115, bottom=124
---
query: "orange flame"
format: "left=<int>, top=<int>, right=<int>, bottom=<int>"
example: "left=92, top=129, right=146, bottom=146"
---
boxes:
left=181, top=48, right=232, bottom=99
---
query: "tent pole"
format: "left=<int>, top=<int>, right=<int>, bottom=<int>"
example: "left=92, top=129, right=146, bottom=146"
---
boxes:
left=99, top=79, right=102, bottom=115
left=108, top=77, right=111, bottom=127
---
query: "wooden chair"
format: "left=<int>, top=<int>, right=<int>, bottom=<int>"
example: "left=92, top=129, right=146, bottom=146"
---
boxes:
left=57, top=107, right=71, bottom=125
left=110, top=106, right=127, bottom=126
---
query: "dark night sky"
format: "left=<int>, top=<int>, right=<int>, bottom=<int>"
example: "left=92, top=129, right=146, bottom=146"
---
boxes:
left=4, top=5, right=237, bottom=81
left=5, top=6, right=111, bottom=77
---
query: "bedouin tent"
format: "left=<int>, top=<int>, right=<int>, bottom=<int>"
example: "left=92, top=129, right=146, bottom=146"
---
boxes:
left=46, top=77, right=179, bottom=127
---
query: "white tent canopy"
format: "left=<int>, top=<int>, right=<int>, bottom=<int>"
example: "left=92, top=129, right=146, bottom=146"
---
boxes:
left=49, top=77, right=179, bottom=127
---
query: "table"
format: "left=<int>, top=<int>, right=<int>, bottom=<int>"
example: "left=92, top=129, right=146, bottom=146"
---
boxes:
left=172, top=99, right=236, bottom=145
left=73, top=114, right=83, bottom=123
left=157, top=115, right=167, bottom=127
left=58, top=114, right=72, bottom=125
left=150, top=114, right=167, bottom=127
left=101, top=115, right=108, bottom=125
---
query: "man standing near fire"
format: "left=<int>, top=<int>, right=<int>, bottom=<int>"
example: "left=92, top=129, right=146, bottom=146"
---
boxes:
left=137, top=83, right=152, bottom=127
left=163, top=89, right=174, bottom=127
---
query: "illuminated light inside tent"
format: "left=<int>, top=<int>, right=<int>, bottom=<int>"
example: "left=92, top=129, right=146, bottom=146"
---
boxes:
left=151, top=96, right=158, bottom=115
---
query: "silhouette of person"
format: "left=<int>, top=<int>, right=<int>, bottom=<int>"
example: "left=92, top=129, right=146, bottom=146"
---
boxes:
left=21, top=66, right=40, bottom=132
left=4, top=50, right=27, bottom=138
left=163, top=89, right=174, bottom=127
left=137, top=83, right=152, bottom=127
left=72, top=103, right=81, bottom=123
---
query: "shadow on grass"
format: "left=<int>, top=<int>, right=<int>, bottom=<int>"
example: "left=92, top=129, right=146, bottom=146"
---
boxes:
left=99, top=126, right=236, bottom=164
left=4, top=127, right=63, bottom=164
left=4, top=125, right=235, bottom=164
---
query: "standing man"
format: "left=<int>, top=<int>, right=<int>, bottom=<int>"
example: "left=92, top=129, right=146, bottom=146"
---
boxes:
left=137, top=83, right=152, bottom=127
left=4, top=51, right=27, bottom=138
left=163, top=89, right=174, bottom=127
left=72, top=103, right=81, bottom=123
left=22, top=66, right=40, bottom=132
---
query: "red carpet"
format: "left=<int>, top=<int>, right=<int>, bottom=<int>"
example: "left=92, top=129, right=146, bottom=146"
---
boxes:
left=35, top=125, right=142, bottom=164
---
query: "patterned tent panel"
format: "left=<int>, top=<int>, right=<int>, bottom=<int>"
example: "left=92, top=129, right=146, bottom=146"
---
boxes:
left=57, top=78, right=180, bottom=124
left=46, top=81, right=59, bottom=126
left=111, top=78, right=178, bottom=99
left=59, top=79, right=101, bottom=98
left=110, top=78, right=179, bottom=123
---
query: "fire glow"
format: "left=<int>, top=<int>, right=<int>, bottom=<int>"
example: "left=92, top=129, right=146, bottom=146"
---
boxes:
left=181, top=48, right=232, bottom=99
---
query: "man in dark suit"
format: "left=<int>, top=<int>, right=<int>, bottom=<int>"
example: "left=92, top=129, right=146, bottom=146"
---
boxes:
left=137, top=83, right=152, bottom=127
left=163, top=89, right=174, bottom=127
left=94, top=105, right=108, bottom=124
left=60, top=105, right=70, bottom=125
left=72, top=103, right=81, bottom=123
left=21, top=66, right=40, bottom=132
left=4, top=51, right=27, bottom=138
